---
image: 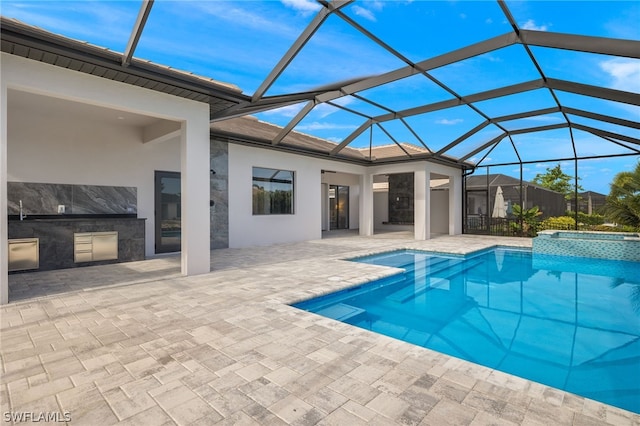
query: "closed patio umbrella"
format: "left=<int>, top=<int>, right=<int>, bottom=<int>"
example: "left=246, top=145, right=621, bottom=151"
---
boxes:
left=492, top=186, right=506, bottom=218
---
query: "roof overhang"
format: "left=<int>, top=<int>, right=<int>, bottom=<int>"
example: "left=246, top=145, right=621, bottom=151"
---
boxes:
left=0, top=17, right=250, bottom=119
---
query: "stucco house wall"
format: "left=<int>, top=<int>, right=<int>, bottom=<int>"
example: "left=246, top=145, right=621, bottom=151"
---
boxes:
left=228, top=143, right=368, bottom=248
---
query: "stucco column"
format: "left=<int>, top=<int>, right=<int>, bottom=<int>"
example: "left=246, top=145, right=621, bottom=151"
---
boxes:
left=180, top=114, right=211, bottom=276
left=359, top=173, right=374, bottom=236
left=1, top=82, right=8, bottom=304
left=449, top=173, right=462, bottom=235
left=414, top=169, right=430, bottom=240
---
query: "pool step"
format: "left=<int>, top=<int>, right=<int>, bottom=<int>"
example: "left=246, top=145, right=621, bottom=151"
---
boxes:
left=400, top=256, right=455, bottom=274
left=357, top=251, right=450, bottom=271
left=388, top=257, right=483, bottom=303
left=315, top=303, right=365, bottom=322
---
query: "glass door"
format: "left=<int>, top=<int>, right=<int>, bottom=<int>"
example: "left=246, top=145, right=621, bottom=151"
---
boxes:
left=155, top=171, right=181, bottom=253
left=329, top=185, right=349, bottom=230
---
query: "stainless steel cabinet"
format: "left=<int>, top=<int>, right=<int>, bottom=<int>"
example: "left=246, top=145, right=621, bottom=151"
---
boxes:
left=8, top=238, right=39, bottom=271
left=74, top=232, right=118, bottom=263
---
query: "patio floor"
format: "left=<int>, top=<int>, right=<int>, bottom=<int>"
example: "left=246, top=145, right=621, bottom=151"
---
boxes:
left=2, top=234, right=638, bottom=425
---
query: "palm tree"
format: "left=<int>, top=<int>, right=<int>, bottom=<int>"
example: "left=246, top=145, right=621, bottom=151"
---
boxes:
left=602, top=162, right=640, bottom=230
left=511, top=204, right=542, bottom=236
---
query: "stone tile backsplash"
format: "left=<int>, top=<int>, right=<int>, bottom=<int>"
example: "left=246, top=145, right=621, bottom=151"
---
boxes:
left=8, top=182, right=137, bottom=215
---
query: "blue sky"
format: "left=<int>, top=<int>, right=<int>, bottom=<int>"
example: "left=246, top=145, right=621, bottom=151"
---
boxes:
left=2, top=0, right=639, bottom=194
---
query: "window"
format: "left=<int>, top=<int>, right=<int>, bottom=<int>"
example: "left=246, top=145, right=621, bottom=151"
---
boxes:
left=252, top=167, right=294, bottom=215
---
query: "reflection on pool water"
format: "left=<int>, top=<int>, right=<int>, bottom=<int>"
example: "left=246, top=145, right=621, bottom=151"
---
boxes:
left=293, top=248, right=640, bottom=413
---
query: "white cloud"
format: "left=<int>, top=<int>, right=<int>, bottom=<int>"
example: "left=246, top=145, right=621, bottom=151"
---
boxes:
left=191, top=2, right=297, bottom=37
left=523, top=115, right=562, bottom=122
left=296, top=122, right=358, bottom=131
left=313, top=104, right=340, bottom=119
left=521, top=19, right=548, bottom=31
left=362, top=1, right=385, bottom=12
left=352, top=5, right=377, bottom=22
left=258, top=97, right=356, bottom=122
left=281, top=0, right=322, bottom=15
left=0, top=2, right=132, bottom=44
left=435, top=118, right=464, bottom=125
left=600, top=58, right=640, bottom=93
left=261, top=104, right=306, bottom=118
left=327, top=137, right=343, bottom=143
left=313, top=98, right=354, bottom=118
left=485, top=18, right=493, bottom=24
left=332, top=97, right=354, bottom=107
left=468, top=156, right=492, bottom=164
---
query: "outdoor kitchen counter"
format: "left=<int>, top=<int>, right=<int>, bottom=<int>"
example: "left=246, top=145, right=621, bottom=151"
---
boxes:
left=8, top=217, right=146, bottom=271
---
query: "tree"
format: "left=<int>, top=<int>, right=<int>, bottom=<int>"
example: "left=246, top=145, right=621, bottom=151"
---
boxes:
left=602, top=162, right=640, bottom=229
left=532, top=164, right=582, bottom=200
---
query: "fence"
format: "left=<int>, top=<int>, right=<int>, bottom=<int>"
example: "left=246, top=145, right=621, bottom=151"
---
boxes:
left=466, top=216, right=618, bottom=237
left=466, top=216, right=524, bottom=236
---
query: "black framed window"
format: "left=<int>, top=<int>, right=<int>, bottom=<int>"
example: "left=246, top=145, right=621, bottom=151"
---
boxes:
left=252, top=167, right=294, bottom=215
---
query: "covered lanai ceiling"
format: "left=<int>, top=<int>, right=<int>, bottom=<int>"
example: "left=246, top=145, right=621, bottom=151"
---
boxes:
left=2, top=0, right=639, bottom=169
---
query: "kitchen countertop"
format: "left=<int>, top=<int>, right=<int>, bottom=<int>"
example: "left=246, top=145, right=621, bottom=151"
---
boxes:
left=9, top=215, right=144, bottom=222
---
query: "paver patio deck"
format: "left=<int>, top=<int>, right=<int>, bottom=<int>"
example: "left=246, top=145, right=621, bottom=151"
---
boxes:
left=2, top=233, right=639, bottom=425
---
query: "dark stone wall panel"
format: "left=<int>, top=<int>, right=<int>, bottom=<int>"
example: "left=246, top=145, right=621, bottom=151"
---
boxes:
left=210, top=138, right=229, bottom=249
left=8, top=182, right=137, bottom=215
left=388, top=173, right=415, bottom=224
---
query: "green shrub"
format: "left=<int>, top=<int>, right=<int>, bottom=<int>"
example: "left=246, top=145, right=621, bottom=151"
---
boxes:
left=541, top=216, right=575, bottom=230
left=590, top=224, right=639, bottom=232
left=578, top=212, right=604, bottom=225
left=563, top=212, right=605, bottom=225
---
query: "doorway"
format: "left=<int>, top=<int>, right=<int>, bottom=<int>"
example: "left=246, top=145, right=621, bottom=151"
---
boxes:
left=329, top=185, right=349, bottom=230
left=465, top=189, right=488, bottom=234
left=155, top=171, right=181, bottom=253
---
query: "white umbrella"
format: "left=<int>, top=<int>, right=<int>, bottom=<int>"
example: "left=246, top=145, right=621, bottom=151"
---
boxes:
left=492, top=186, right=506, bottom=218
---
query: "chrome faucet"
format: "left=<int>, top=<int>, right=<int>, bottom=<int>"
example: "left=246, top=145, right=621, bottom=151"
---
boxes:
left=19, top=200, right=26, bottom=220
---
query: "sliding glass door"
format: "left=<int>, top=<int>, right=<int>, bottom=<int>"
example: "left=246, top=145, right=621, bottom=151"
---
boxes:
left=329, top=185, right=349, bottom=230
left=155, top=171, right=181, bottom=253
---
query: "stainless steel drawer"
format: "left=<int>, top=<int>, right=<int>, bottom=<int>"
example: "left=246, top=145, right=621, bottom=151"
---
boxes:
left=74, top=232, right=118, bottom=263
left=74, top=234, right=93, bottom=244
left=8, top=238, right=39, bottom=271
left=74, top=251, right=93, bottom=263
left=75, top=243, right=93, bottom=252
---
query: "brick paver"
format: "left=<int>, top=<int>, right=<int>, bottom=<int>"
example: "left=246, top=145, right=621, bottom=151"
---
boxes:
left=2, top=233, right=638, bottom=425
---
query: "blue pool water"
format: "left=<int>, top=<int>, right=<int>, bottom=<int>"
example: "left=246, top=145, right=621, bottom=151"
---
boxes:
left=293, top=248, right=640, bottom=413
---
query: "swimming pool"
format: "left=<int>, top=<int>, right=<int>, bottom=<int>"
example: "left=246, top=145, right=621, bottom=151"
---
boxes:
left=293, top=248, right=640, bottom=413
